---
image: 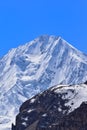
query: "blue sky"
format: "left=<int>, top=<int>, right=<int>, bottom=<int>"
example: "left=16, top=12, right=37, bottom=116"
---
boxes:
left=0, top=0, right=87, bottom=57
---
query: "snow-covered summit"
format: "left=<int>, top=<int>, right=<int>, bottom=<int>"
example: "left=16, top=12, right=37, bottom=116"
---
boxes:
left=0, top=35, right=87, bottom=129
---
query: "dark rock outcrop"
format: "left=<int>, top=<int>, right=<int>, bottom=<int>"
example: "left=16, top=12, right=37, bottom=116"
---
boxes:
left=12, top=84, right=87, bottom=130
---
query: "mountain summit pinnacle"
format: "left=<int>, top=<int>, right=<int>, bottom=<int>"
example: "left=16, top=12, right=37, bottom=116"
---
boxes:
left=0, top=35, right=87, bottom=130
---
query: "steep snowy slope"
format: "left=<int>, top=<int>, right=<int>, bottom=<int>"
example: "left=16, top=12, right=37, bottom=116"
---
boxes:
left=0, top=35, right=87, bottom=129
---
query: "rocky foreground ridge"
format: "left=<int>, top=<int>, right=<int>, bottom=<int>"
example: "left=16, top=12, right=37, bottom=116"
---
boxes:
left=12, top=82, right=87, bottom=130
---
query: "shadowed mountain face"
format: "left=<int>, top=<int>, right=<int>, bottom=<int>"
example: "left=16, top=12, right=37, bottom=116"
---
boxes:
left=12, top=83, right=87, bottom=130
left=0, top=35, right=87, bottom=129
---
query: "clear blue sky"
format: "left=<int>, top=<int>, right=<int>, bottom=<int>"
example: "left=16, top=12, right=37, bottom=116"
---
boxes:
left=0, top=0, right=87, bottom=57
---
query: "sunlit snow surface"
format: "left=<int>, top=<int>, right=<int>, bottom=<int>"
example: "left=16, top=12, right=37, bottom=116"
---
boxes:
left=0, top=35, right=87, bottom=129
left=53, top=84, right=87, bottom=113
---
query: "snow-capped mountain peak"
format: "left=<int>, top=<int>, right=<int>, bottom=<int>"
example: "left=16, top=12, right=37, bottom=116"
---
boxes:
left=0, top=35, right=87, bottom=130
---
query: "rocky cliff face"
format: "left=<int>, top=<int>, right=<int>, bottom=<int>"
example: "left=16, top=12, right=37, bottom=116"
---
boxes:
left=56, top=103, right=87, bottom=130
left=12, top=82, right=87, bottom=130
